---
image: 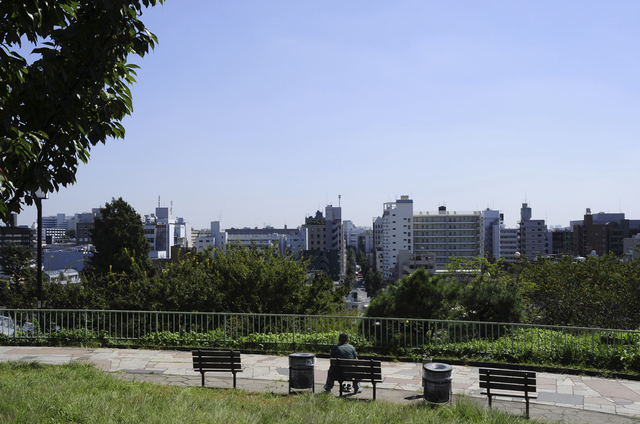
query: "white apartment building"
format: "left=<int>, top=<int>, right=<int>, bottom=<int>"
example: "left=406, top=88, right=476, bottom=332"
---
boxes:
left=380, top=196, right=413, bottom=281
left=377, top=196, right=505, bottom=282
left=143, top=206, right=192, bottom=259
left=498, top=227, right=519, bottom=260
left=413, top=206, right=485, bottom=268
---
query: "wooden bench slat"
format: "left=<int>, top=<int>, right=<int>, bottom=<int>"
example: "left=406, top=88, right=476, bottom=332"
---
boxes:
left=481, top=390, right=538, bottom=399
left=480, top=382, right=537, bottom=393
left=339, top=373, right=382, bottom=381
left=192, top=351, right=241, bottom=358
left=480, top=368, right=535, bottom=378
left=480, top=376, right=536, bottom=388
left=480, top=374, right=536, bottom=383
left=335, top=367, right=382, bottom=375
left=193, top=364, right=243, bottom=371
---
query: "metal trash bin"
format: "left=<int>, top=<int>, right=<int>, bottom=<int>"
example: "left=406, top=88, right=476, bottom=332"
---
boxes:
left=423, top=362, right=452, bottom=403
left=289, top=353, right=316, bottom=393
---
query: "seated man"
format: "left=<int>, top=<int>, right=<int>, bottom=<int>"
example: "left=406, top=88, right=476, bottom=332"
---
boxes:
left=324, top=332, right=363, bottom=393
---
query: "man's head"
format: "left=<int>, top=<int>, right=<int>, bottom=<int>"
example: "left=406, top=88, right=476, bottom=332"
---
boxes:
left=338, top=332, right=349, bottom=344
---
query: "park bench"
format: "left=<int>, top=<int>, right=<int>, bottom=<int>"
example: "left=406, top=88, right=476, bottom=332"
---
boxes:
left=192, top=349, right=242, bottom=388
left=479, top=368, right=538, bottom=419
left=330, top=358, right=383, bottom=400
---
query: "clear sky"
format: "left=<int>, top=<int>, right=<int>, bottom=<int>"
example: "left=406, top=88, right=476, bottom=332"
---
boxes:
left=16, top=0, right=640, bottom=230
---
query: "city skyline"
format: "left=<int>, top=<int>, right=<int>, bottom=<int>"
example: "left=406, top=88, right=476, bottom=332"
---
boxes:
left=14, top=1, right=640, bottom=230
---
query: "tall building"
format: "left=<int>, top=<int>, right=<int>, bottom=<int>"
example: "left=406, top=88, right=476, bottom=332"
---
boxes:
left=143, top=206, right=192, bottom=259
left=550, top=227, right=574, bottom=255
left=518, top=203, right=548, bottom=258
left=376, top=196, right=505, bottom=281
left=572, top=209, right=640, bottom=256
left=380, top=196, right=413, bottom=282
left=482, top=209, right=502, bottom=261
left=303, top=205, right=344, bottom=281
left=74, top=210, right=100, bottom=244
left=413, top=205, right=485, bottom=269
left=498, top=227, right=519, bottom=260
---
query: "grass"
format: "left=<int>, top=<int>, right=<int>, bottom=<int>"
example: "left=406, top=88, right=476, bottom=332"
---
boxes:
left=0, top=361, right=531, bottom=424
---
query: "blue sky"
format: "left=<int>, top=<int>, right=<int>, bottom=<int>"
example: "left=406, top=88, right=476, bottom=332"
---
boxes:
left=17, top=0, right=640, bottom=230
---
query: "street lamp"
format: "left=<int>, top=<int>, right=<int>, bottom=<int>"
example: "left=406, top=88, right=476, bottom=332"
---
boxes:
left=35, top=189, right=48, bottom=309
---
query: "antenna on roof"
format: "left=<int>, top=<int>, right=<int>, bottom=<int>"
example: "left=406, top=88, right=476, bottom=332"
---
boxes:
left=339, top=194, right=341, bottom=207
left=170, top=201, right=173, bottom=217
left=158, top=196, right=160, bottom=208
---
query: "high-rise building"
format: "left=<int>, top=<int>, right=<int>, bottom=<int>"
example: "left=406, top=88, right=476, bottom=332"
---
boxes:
left=303, top=205, right=344, bottom=281
left=571, top=209, right=640, bottom=256
left=518, top=203, right=548, bottom=258
left=413, top=206, right=485, bottom=269
left=380, top=196, right=413, bottom=281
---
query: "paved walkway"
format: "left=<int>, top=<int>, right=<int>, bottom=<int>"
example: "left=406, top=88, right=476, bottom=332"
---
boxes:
left=1, top=347, right=639, bottom=423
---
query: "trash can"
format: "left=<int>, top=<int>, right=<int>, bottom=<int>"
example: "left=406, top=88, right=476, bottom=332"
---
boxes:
left=423, top=362, right=452, bottom=403
left=289, top=353, right=316, bottom=393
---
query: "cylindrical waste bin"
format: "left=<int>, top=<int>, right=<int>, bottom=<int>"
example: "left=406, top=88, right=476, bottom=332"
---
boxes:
left=289, top=353, right=316, bottom=393
left=423, top=362, right=452, bottom=403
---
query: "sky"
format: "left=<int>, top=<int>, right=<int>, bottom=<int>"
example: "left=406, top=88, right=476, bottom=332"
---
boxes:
left=16, top=0, right=640, bottom=230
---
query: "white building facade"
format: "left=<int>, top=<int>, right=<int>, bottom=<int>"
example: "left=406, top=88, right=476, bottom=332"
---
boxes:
left=380, top=196, right=414, bottom=282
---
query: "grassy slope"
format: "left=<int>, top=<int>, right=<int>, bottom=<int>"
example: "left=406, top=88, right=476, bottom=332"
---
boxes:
left=0, top=361, right=530, bottom=424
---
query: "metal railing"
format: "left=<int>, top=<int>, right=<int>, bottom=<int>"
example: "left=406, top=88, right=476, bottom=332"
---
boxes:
left=1, top=309, right=638, bottom=361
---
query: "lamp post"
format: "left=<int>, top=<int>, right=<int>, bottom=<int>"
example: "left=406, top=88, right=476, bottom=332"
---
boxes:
left=35, top=189, right=48, bottom=309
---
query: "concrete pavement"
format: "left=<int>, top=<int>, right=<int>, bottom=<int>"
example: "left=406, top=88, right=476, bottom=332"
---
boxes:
left=0, top=346, right=639, bottom=423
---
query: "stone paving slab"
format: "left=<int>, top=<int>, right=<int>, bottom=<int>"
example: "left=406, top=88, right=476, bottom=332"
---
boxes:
left=1, top=347, right=639, bottom=423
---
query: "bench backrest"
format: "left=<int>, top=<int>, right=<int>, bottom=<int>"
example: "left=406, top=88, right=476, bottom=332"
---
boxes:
left=330, top=358, right=383, bottom=382
left=479, top=368, right=536, bottom=393
left=192, top=349, right=242, bottom=372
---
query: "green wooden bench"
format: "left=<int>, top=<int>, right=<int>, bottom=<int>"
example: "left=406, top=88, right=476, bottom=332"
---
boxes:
left=192, top=349, right=242, bottom=388
left=479, top=368, right=538, bottom=419
left=330, top=358, right=383, bottom=400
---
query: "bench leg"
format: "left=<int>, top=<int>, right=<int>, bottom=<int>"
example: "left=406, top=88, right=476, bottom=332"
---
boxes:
left=201, top=372, right=205, bottom=387
left=233, top=371, right=237, bottom=389
left=372, top=382, right=376, bottom=401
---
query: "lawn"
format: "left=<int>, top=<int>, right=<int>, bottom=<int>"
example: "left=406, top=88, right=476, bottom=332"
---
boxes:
left=0, top=361, right=531, bottom=423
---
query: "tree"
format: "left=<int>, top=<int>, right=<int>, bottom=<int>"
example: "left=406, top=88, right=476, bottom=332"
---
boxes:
left=344, top=246, right=357, bottom=288
left=524, top=254, right=640, bottom=328
left=85, top=197, right=152, bottom=276
left=366, top=269, right=460, bottom=319
left=0, top=243, right=36, bottom=307
left=446, top=257, right=526, bottom=323
left=0, top=0, right=162, bottom=221
left=212, top=243, right=345, bottom=314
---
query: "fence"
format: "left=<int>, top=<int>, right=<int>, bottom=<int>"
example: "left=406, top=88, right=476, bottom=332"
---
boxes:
left=1, top=309, right=639, bottom=361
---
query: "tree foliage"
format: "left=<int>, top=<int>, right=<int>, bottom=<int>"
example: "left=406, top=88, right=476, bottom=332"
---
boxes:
left=357, top=249, right=383, bottom=297
left=209, top=244, right=345, bottom=314
left=366, top=269, right=459, bottom=319
left=0, top=243, right=35, bottom=307
left=366, top=259, right=526, bottom=323
left=446, top=257, right=526, bottom=323
left=43, top=243, right=347, bottom=314
left=85, top=197, right=152, bottom=276
left=0, top=0, right=162, bottom=221
left=523, top=254, right=640, bottom=329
